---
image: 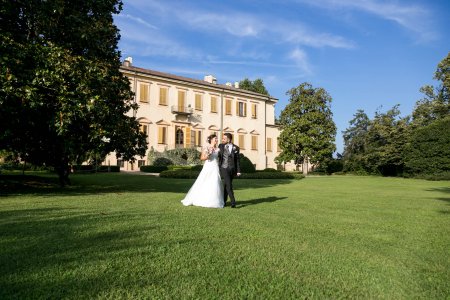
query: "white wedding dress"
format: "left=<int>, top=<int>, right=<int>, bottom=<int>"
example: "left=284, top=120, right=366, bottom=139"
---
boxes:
left=181, top=147, right=224, bottom=208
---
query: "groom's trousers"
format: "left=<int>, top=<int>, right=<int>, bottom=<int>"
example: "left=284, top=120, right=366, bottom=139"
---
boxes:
left=220, top=167, right=236, bottom=205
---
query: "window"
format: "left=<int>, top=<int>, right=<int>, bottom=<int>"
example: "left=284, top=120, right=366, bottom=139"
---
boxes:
left=158, top=127, right=167, bottom=144
left=175, top=128, right=184, bottom=147
left=251, top=104, right=257, bottom=119
left=238, top=135, right=245, bottom=150
left=225, top=99, right=232, bottom=115
left=139, top=124, right=149, bottom=144
left=266, top=138, right=272, bottom=152
left=195, top=94, right=202, bottom=111
left=277, top=138, right=281, bottom=152
left=138, top=160, right=146, bottom=167
left=210, top=96, right=217, bottom=113
left=159, top=87, right=168, bottom=105
left=139, top=83, right=150, bottom=103
left=117, top=160, right=124, bottom=167
left=194, top=130, right=202, bottom=147
left=178, top=90, right=186, bottom=110
left=251, top=135, right=258, bottom=150
left=236, top=101, right=247, bottom=117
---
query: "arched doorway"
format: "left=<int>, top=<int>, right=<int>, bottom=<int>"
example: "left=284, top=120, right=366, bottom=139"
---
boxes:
left=175, top=128, right=184, bottom=148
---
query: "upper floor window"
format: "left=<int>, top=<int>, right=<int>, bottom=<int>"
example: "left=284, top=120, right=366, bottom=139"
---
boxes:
left=251, top=103, right=257, bottom=119
left=195, top=94, right=203, bottom=111
left=139, top=123, right=149, bottom=144
left=159, top=87, right=168, bottom=105
left=236, top=101, right=247, bottom=117
left=139, top=83, right=150, bottom=103
left=225, top=99, right=232, bottom=115
left=210, top=96, right=217, bottom=113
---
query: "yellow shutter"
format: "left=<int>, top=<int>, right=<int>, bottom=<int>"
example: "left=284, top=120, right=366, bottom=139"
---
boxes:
left=239, top=135, right=245, bottom=150
left=140, top=84, right=149, bottom=103
left=185, top=127, right=191, bottom=148
left=267, top=138, right=272, bottom=152
left=159, top=87, right=167, bottom=105
left=178, top=91, right=185, bottom=110
left=158, top=127, right=163, bottom=144
left=252, top=136, right=257, bottom=150
left=195, top=94, right=202, bottom=110
left=211, top=97, right=217, bottom=112
left=252, top=104, right=257, bottom=118
left=244, top=102, right=247, bottom=117
left=225, top=99, right=231, bottom=115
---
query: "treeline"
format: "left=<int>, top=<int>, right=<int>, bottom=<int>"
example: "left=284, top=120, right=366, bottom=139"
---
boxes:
left=342, top=52, right=450, bottom=179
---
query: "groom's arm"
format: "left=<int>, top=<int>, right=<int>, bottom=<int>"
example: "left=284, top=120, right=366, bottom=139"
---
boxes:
left=235, top=146, right=241, bottom=175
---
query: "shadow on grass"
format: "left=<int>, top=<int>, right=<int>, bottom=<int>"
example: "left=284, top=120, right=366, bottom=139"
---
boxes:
left=237, top=196, right=288, bottom=208
left=0, top=172, right=293, bottom=197
left=0, top=206, right=170, bottom=299
left=426, top=187, right=450, bottom=205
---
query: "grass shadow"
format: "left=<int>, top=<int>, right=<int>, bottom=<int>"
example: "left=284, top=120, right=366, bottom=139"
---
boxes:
left=237, top=196, right=288, bottom=208
left=0, top=172, right=294, bottom=198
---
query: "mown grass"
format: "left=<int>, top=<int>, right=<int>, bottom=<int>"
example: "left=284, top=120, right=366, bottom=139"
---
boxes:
left=0, top=172, right=449, bottom=299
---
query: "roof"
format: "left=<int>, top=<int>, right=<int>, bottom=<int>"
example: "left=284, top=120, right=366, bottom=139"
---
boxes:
left=120, top=64, right=278, bottom=102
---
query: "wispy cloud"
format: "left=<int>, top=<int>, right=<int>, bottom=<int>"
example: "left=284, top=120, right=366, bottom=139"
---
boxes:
left=293, top=0, right=438, bottom=42
left=289, top=48, right=312, bottom=74
left=116, top=14, right=158, bottom=29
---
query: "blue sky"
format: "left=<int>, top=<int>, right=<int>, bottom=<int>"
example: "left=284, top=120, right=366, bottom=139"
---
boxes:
left=114, top=0, right=450, bottom=153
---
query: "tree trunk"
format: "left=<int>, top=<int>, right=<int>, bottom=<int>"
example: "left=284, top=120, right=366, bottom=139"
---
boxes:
left=55, top=162, right=71, bottom=187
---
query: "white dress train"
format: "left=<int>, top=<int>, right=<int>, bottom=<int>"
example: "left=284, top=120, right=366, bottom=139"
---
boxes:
left=181, top=147, right=224, bottom=208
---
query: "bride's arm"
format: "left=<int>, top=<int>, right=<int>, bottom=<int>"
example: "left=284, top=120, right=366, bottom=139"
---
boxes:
left=200, top=146, right=210, bottom=161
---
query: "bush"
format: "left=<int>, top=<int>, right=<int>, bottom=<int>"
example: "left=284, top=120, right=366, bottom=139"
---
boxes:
left=239, top=154, right=256, bottom=173
left=239, top=172, right=304, bottom=179
left=97, top=165, right=120, bottom=172
left=140, top=165, right=168, bottom=173
left=260, top=168, right=280, bottom=172
left=159, top=169, right=305, bottom=180
left=159, top=170, right=200, bottom=179
left=153, top=157, right=173, bottom=167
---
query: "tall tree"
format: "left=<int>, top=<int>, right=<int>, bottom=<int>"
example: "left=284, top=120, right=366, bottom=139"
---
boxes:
left=239, top=78, right=269, bottom=95
left=364, top=105, right=408, bottom=176
left=0, top=0, right=147, bottom=185
left=276, top=83, right=336, bottom=174
left=342, top=109, right=370, bottom=173
left=412, top=52, right=450, bottom=127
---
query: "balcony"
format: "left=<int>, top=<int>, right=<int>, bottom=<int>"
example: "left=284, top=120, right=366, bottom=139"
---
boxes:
left=171, top=105, right=194, bottom=115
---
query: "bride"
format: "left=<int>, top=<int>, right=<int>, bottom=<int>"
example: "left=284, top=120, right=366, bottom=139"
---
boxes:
left=181, top=134, right=224, bottom=208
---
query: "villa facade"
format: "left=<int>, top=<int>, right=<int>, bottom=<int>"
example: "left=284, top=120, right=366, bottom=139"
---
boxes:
left=105, top=58, right=296, bottom=171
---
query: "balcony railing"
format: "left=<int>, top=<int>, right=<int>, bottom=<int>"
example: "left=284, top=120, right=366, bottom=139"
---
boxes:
left=171, top=105, right=194, bottom=115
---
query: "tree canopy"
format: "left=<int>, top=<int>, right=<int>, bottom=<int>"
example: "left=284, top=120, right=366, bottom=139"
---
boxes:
left=277, top=83, right=336, bottom=173
left=0, top=0, right=147, bottom=185
left=239, top=78, right=269, bottom=95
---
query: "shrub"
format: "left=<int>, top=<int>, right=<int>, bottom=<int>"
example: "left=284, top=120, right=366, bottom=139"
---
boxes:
left=159, top=170, right=200, bottom=179
left=159, top=169, right=305, bottom=180
left=153, top=157, right=173, bottom=167
left=260, top=168, right=280, bottom=172
left=97, top=165, right=120, bottom=172
left=239, top=154, right=256, bottom=173
left=239, top=172, right=304, bottom=179
left=140, top=165, right=168, bottom=173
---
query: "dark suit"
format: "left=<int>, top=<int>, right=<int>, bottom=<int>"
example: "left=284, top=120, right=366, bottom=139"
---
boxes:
left=218, top=143, right=241, bottom=206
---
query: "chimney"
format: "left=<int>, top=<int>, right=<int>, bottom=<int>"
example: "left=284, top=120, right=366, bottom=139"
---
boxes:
left=123, top=56, right=133, bottom=67
left=204, top=75, right=217, bottom=84
left=234, top=81, right=239, bottom=88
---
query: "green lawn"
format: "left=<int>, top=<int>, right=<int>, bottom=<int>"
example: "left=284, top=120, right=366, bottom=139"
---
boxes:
left=1, top=173, right=449, bottom=299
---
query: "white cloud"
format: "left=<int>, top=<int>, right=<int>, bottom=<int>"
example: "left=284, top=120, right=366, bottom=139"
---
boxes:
left=293, top=0, right=438, bottom=42
left=288, top=48, right=312, bottom=74
left=116, top=14, right=158, bottom=29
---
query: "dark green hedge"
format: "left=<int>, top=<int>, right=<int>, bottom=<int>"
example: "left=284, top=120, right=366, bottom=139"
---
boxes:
left=159, top=169, right=304, bottom=180
left=140, top=165, right=169, bottom=173
left=72, top=165, right=120, bottom=173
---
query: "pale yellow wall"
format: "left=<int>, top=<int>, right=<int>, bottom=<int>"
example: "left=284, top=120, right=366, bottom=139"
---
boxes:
left=104, top=67, right=283, bottom=171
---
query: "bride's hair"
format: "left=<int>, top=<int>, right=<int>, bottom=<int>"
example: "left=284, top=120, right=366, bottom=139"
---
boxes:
left=207, top=134, right=217, bottom=144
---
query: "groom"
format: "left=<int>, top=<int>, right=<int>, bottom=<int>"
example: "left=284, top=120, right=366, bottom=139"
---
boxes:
left=218, top=133, right=241, bottom=208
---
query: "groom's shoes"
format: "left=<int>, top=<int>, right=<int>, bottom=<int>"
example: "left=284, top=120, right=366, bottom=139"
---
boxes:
left=231, top=203, right=236, bottom=208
